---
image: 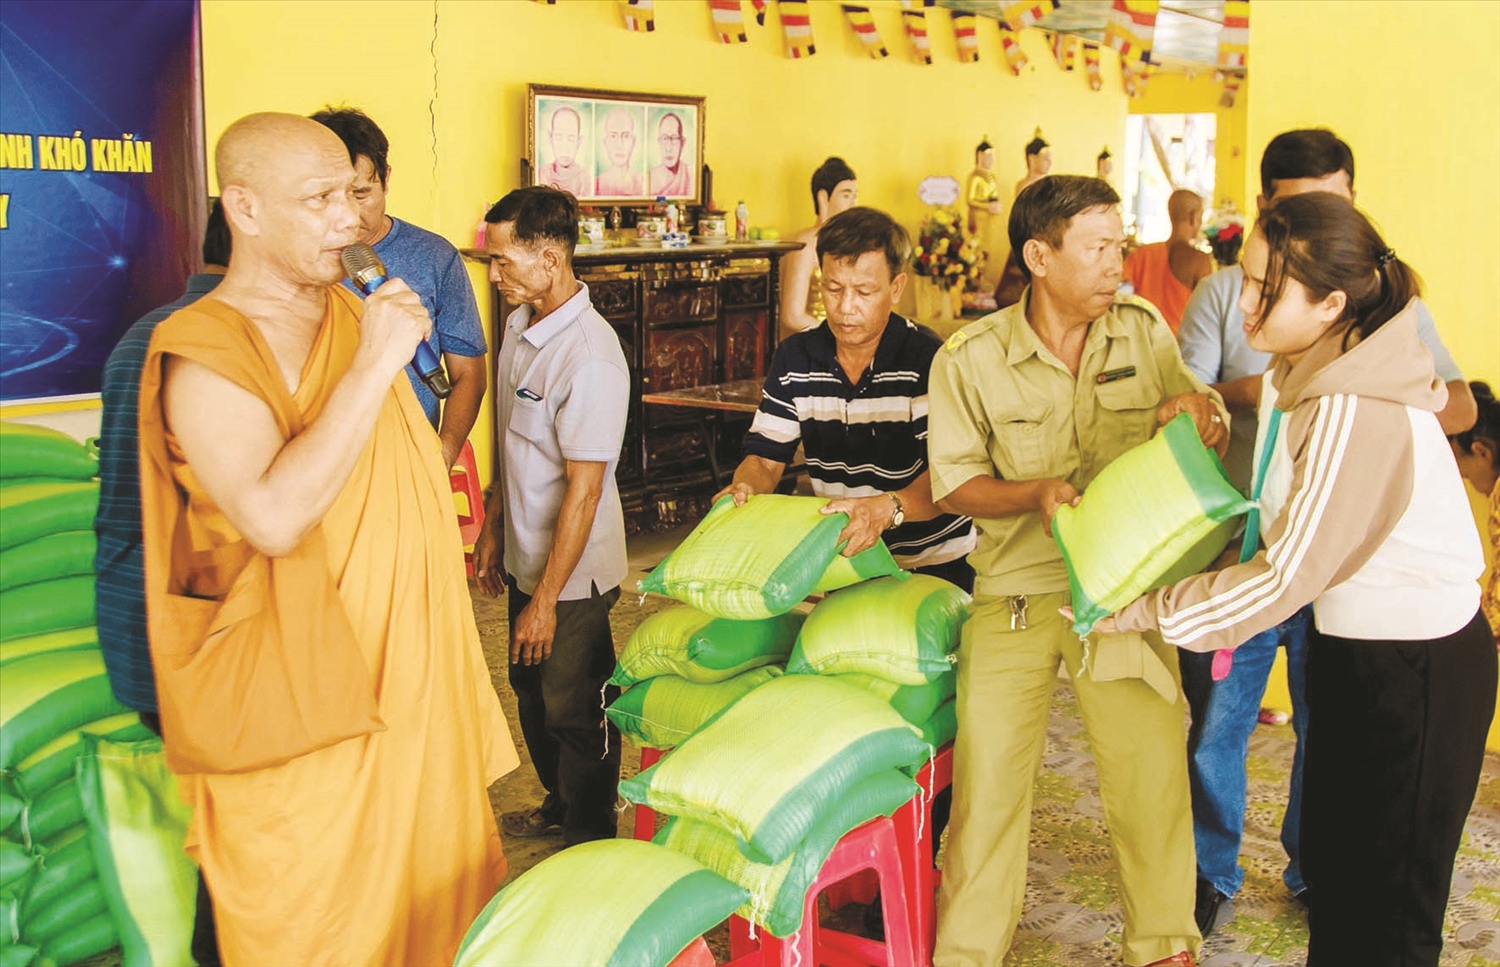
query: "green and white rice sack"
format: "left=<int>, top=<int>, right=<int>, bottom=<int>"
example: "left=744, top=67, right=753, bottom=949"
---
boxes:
left=917, top=698, right=958, bottom=750
left=453, top=839, right=747, bottom=967
left=76, top=735, right=196, bottom=967
left=0, top=651, right=130, bottom=771
left=609, top=608, right=803, bottom=688
left=37, top=912, right=118, bottom=967
left=0, top=425, right=97, bottom=483
left=606, top=667, right=780, bottom=749
left=0, top=577, right=96, bottom=643
left=786, top=574, right=970, bottom=685
left=19, top=832, right=95, bottom=918
left=0, top=534, right=96, bottom=594
left=0, top=482, right=99, bottom=553
left=0, top=629, right=99, bottom=669
left=618, top=675, right=930, bottom=865
left=10, top=713, right=151, bottom=800
left=638, top=495, right=901, bottom=620
left=1053, top=412, right=1250, bottom=637
left=654, top=768, right=918, bottom=937
left=825, top=670, right=955, bottom=726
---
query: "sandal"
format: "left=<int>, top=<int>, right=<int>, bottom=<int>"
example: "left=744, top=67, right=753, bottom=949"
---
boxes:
left=502, top=809, right=564, bottom=838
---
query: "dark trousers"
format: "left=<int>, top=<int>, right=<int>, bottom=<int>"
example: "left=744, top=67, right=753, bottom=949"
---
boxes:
left=139, top=712, right=222, bottom=967
left=911, top=556, right=974, bottom=861
left=1302, top=610, right=1496, bottom=966
left=507, top=579, right=623, bottom=845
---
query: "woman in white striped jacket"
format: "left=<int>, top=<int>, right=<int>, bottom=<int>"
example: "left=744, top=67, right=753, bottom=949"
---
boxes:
left=1096, top=191, right=1494, bottom=966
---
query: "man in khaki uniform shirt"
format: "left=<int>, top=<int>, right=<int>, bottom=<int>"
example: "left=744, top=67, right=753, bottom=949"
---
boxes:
left=928, top=176, right=1228, bottom=967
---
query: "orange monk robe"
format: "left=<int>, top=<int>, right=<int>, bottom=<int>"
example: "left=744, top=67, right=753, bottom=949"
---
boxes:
left=137, top=287, right=519, bottom=966
left=1123, top=241, right=1194, bottom=333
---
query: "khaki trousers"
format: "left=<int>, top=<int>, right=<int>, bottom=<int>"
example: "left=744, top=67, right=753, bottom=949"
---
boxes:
left=934, top=592, right=1200, bottom=966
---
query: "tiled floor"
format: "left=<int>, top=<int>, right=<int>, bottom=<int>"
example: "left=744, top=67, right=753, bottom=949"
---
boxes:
left=480, top=526, right=1500, bottom=966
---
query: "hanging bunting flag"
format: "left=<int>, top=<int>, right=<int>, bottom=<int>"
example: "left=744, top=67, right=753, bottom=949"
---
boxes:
left=710, top=0, right=749, bottom=43
left=752, top=0, right=768, bottom=26
left=1122, top=61, right=1151, bottom=98
left=1219, top=72, right=1243, bottom=107
left=1083, top=42, right=1103, bottom=91
left=1217, top=0, right=1249, bottom=69
left=1001, top=1, right=1060, bottom=31
left=951, top=12, right=980, bottom=63
left=1103, top=0, right=1159, bottom=64
left=780, top=0, right=816, bottom=58
left=841, top=5, right=888, bottom=59
left=620, top=0, right=655, bottom=32
left=999, top=29, right=1028, bottom=75
left=899, top=1, right=933, bottom=65
left=1049, top=32, right=1076, bottom=71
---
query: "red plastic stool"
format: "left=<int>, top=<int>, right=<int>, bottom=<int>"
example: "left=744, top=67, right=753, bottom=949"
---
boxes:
left=667, top=935, right=716, bottom=967
left=449, top=440, right=484, bottom=575
left=632, top=745, right=666, bottom=841
left=724, top=815, right=917, bottom=967
left=892, top=741, right=955, bottom=966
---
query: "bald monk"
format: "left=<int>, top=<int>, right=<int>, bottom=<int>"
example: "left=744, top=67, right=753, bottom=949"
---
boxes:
left=1123, top=189, right=1214, bottom=333
left=136, top=113, right=518, bottom=966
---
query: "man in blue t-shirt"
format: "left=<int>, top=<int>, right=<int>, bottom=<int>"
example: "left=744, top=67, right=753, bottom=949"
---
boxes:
left=314, top=107, right=487, bottom=469
left=1175, top=128, right=1477, bottom=939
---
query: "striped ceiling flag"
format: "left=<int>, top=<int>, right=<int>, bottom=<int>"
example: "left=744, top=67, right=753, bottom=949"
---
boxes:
left=621, top=0, right=655, bottom=32
left=751, top=0, right=768, bottom=26
left=900, top=0, right=933, bottom=65
left=1083, top=41, right=1103, bottom=91
left=710, top=0, right=749, bottom=43
left=951, top=11, right=979, bottom=63
left=1217, top=0, right=1249, bottom=69
left=1219, top=71, right=1243, bottom=107
left=1103, top=0, right=1159, bottom=64
left=1000, top=29, right=1029, bottom=75
left=780, top=0, right=816, bottom=58
left=842, top=5, right=889, bottom=58
left=1049, top=31, right=1075, bottom=71
left=1001, top=1, right=1059, bottom=31
left=1122, top=60, right=1150, bottom=97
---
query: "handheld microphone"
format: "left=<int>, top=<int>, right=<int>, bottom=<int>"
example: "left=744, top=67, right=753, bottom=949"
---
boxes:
left=342, top=242, right=452, bottom=399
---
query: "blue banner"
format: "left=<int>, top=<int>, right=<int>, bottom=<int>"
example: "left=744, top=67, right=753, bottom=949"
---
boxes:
left=0, top=0, right=203, bottom=402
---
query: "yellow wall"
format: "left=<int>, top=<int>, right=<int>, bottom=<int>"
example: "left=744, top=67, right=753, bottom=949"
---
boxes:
left=198, top=0, right=1130, bottom=482
left=1130, top=71, right=1249, bottom=215
left=1247, top=0, right=1499, bottom=386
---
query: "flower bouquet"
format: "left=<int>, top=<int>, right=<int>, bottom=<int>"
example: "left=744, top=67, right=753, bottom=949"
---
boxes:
left=1203, top=212, right=1245, bottom=267
left=912, top=207, right=984, bottom=321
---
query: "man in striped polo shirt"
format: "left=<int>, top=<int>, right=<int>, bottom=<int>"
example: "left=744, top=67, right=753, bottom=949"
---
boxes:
left=716, top=205, right=976, bottom=590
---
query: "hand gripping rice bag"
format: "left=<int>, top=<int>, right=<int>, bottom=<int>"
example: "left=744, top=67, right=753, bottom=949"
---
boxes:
left=638, top=495, right=901, bottom=620
left=609, top=607, right=803, bottom=687
left=618, top=676, right=929, bottom=865
left=1053, top=413, right=1251, bottom=636
left=453, top=839, right=747, bottom=967
left=786, top=574, right=970, bottom=686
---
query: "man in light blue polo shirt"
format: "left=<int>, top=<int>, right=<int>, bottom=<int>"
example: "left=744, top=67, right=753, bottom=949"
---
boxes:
left=1176, top=128, right=1477, bottom=937
left=315, top=107, right=488, bottom=470
left=472, top=186, right=629, bottom=847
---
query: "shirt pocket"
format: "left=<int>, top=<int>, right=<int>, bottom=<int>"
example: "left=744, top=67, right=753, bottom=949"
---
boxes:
left=993, top=404, right=1053, bottom=481
left=1093, top=378, right=1161, bottom=465
left=507, top=397, right=554, bottom=446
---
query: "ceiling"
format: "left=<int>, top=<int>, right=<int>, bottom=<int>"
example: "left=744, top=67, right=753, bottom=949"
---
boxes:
left=936, top=1, right=1232, bottom=72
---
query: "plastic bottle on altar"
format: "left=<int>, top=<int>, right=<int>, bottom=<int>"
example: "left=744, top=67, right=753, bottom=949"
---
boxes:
left=665, top=200, right=679, bottom=234
left=734, top=200, right=749, bottom=240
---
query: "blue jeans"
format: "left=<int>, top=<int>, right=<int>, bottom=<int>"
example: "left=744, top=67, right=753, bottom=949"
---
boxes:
left=1179, top=605, right=1312, bottom=899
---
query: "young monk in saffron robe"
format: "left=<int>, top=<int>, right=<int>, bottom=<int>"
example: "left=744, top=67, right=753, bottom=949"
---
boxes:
left=136, top=112, right=518, bottom=966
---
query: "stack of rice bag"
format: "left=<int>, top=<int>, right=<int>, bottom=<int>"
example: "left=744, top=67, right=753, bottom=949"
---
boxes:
left=1, top=422, right=198, bottom=967
left=622, top=495, right=967, bottom=939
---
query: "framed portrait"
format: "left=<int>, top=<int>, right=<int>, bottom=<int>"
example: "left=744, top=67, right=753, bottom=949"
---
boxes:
left=527, top=84, right=704, bottom=206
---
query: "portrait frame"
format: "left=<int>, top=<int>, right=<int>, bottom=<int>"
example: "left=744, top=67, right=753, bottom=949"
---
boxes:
left=527, top=84, right=705, bottom=206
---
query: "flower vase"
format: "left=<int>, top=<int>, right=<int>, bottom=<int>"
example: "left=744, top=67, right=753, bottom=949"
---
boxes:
left=915, top=276, right=955, bottom=323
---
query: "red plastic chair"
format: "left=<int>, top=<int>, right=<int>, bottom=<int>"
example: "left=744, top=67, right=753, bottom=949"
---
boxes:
left=724, top=815, right=917, bottom=967
left=892, top=742, right=955, bottom=966
left=667, top=936, right=716, bottom=967
left=632, top=745, right=666, bottom=841
left=449, top=440, right=484, bottom=576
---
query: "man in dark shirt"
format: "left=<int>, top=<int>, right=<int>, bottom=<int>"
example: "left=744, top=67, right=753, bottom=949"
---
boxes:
left=718, top=205, right=976, bottom=590
left=94, top=199, right=228, bottom=967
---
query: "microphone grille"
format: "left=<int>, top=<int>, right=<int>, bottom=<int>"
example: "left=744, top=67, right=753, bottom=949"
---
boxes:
left=341, top=242, right=383, bottom=278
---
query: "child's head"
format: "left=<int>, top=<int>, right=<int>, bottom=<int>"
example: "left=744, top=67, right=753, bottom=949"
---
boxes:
left=1451, top=381, right=1499, bottom=494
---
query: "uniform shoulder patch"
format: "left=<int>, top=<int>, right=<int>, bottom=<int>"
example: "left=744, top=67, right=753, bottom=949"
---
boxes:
left=943, top=315, right=998, bottom=353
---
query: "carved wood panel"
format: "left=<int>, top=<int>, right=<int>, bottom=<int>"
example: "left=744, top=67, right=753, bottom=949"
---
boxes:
left=589, top=279, right=637, bottom=320
left=647, top=324, right=716, bottom=393
left=722, top=273, right=769, bottom=308
left=645, top=423, right=710, bottom=471
left=723, top=309, right=768, bottom=383
left=643, top=283, right=718, bottom=326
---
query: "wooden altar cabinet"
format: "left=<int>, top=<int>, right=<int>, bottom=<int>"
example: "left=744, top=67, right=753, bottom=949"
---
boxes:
left=473, top=240, right=802, bottom=530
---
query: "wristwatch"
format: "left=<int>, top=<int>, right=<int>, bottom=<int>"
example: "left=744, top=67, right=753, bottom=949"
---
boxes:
left=885, top=492, right=905, bottom=530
